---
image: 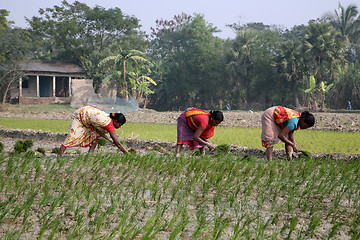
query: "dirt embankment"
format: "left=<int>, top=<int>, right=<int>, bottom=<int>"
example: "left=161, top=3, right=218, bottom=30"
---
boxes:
left=2, top=109, right=360, bottom=132
left=1, top=108, right=359, bottom=159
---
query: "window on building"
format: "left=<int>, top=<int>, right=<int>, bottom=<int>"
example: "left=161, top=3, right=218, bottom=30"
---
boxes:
left=22, top=79, right=29, bottom=88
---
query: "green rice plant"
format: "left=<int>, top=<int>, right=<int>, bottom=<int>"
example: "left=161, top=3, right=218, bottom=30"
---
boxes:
left=13, top=140, right=26, bottom=153
left=51, top=147, right=60, bottom=154
left=287, top=216, right=299, bottom=239
left=168, top=213, right=190, bottom=240
left=215, top=144, right=230, bottom=152
left=2, top=148, right=360, bottom=238
left=97, top=137, right=107, bottom=146
left=23, top=139, right=34, bottom=150
left=307, top=214, right=321, bottom=238
left=37, top=147, right=46, bottom=155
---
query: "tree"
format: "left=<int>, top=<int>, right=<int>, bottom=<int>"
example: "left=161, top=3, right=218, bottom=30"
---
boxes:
left=149, top=14, right=226, bottom=110
left=226, top=23, right=283, bottom=109
left=275, top=40, right=305, bottom=108
left=328, top=62, right=360, bottom=109
left=0, top=10, right=31, bottom=108
left=26, top=0, right=146, bottom=91
left=225, top=29, right=257, bottom=108
left=323, top=3, right=360, bottom=61
left=99, top=49, right=156, bottom=107
left=304, top=22, right=347, bottom=109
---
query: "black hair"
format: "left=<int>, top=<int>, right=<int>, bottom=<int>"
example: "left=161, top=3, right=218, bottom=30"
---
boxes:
left=300, top=111, right=315, bottom=127
left=209, top=110, right=224, bottom=122
left=109, top=113, right=126, bottom=124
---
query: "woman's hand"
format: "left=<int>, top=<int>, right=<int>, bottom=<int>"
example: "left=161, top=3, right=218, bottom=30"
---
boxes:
left=109, top=131, right=128, bottom=154
left=293, top=143, right=300, bottom=152
left=207, top=142, right=216, bottom=151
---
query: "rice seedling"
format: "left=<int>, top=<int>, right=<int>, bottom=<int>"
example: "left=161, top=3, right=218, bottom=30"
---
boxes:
left=1, top=147, right=360, bottom=238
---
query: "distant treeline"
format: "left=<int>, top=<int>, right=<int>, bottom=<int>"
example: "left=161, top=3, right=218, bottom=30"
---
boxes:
left=1, top=2, right=360, bottom=111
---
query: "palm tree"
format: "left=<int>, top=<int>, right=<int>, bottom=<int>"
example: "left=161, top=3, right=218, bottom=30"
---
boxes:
left=226, top=29, right=258, bottom=107
left=276, top=40, right=305, bottom=107
left=323, top=3, right=360, bottom=61
left=304, top=22, right=347, bottom=109
left=99, top=49, right=152, bottom=99
left=324, top=3, right=359, bottom=40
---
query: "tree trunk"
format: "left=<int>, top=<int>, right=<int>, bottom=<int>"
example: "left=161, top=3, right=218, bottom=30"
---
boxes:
left=292, top=79, right=300, bottom=108
left=123, top=62, right=129, bottom=100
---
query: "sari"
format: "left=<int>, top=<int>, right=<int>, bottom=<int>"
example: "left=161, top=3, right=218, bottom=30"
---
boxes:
left=261, top=106, right=300, bottom=148
left=177, top=108, right=215, bottom=150
left=62, top=106, right=115, bottom=148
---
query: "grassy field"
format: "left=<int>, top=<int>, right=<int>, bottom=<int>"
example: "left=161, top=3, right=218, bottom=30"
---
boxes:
left=1, top=152, right=360, bottom=239
left=0, top=117, right=359, bottom=154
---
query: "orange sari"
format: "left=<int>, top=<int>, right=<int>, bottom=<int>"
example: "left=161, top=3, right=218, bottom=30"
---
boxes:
left=185, top=108, right=214, bottom=139
left=261, top=106, right=300, bottom=148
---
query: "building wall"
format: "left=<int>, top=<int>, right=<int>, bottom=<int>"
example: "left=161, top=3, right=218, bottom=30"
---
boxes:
left=22, top=76, right=38, bottom=97
left=70, top=79, right=116, bottom=108
left=9, top=75, right=116, bottom=105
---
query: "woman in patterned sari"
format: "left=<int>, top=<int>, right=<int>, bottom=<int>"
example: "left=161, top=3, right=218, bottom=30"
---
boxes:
left=58, top=106, right=128, bottom=156
left=176, top=108, right=223, bottom=156
left=261, top=106, right=315, bottom=160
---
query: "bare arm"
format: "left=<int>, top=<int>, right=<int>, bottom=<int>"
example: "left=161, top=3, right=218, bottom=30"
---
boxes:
left=95, top=129, right=114, bottom=144
left=109, top=131, right=128, bottom=154
left=278, top=127, right=299, bottom=151
left=193, top=126, right=215, bottom=150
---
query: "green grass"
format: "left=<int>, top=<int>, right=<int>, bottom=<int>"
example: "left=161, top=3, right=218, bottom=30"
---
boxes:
left=3, top=103, right=76, bottom=114
left=0, top=117, right=359, bottom=154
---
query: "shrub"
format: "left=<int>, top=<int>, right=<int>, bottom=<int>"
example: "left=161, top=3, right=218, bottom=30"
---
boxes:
left=0, top=142, right=4, bottom=152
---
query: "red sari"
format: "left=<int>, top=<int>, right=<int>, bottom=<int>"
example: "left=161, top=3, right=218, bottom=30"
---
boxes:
left=177, top=108, right=215, bottom=150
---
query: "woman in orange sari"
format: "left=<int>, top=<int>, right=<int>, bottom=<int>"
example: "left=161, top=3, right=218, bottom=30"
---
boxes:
left=58, top=106, right=128, bottom=156
left=261, top=106, right=315, bottom=160
left=176, top=108, right=223, bottom=156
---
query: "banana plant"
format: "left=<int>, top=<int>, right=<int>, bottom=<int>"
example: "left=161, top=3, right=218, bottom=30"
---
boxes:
left=304, top=75, right=317, bottom=108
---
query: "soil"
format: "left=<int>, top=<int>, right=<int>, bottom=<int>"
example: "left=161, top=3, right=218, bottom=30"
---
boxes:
left=1, top=108, right=360, bottom=132
left=1, top=108, right=359, bottom=159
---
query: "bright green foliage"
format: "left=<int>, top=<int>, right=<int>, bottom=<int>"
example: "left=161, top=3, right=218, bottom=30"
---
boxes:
left=0, top=142, right=4, bottom=152
left=0, top=12, right=32, bottom=105
left=328, top=62, right=360, bottom=109
left=26, top=1, right=146, bottom=91
left=149, top=14, right=227, bottom=110
left=99, top=49, right=157, bottom=106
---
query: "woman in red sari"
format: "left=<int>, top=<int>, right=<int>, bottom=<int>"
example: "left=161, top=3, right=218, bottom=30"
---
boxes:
left=58, top=106, right=128, bottom=156
left=261, top=106, right=315, bottom=160
left=176, top=108, right=223, bottom=156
